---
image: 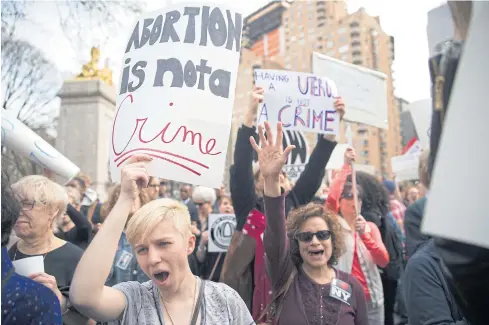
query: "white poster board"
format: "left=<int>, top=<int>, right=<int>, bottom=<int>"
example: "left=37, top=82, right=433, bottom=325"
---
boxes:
left=110, top=3, right=243, bottom=188
left=12, top=256, right=44, bottom=277
left=254, top=69, right=340, bottom=135
left=326, top=143, right=349, bottom=171
left=391, top=153, right=420, bottom=182
left=312, top=52, right=388, bottom=129
left=1, top=112, right=80, bottom=182
left=208, top=214, right=236, bottom=253
left=355, top=163, right=376, bottom=176
left=423, top=1, right=489, bottom=249
left=407, top=100, right=432, bottom=149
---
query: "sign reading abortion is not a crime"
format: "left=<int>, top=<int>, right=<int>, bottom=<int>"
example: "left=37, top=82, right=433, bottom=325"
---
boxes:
left=254, top=69, right=340, bottom=136
left=110, top=3, right=243, bottom=188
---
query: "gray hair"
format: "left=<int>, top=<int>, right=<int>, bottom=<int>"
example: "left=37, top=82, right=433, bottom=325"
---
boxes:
left=192, top=186, right=217, bottom=205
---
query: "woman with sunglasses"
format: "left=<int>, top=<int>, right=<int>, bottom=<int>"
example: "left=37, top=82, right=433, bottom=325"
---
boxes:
left=250, top=121, right=369, bottom=325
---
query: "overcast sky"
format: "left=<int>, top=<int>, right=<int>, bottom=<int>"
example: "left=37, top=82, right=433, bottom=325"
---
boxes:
left=15, top=0, right=447, bottom=103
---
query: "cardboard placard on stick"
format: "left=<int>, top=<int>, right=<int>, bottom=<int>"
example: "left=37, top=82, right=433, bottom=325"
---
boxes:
left=110, top=3, right=243, bottom=188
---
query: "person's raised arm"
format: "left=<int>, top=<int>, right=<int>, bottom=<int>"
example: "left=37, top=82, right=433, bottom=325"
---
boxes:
left=325, top=147, right=355, bottom=213
left=66, top=204, right=92, bottom=245
left=251, top=121, right=295, bottom=288
left=69, top=154, right=151, bottom=322
left=291, top=98, right=346, bottom=205
left=231, top=87, right=263, bottom=231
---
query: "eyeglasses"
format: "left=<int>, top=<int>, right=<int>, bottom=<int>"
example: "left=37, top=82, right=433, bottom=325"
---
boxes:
left=19, top=200, right=36, bottom=211
left=295, top=230, right=331, bottom=242
left=148, top=184, right=159, bottom=188
left=195, top=202, right=208, bottom=207
left=160, top=182, right=167, bottom=186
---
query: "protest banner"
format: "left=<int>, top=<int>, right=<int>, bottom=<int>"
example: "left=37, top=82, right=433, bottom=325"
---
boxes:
left=208, top=214, right=236, bottom=253
left=391, top=153, right=420, bottom=182
left=423, top=1, right=489, bottom=249
left=254, top=69, right=340, bottom=135
left=407, top=99, right=432, bottom=149
left=110, top=3, right=243, bottom=188
left=312, top=52, right=388, bottom=129
left=253, top=129, right=309, bottom=182
left=1, top=112, right=80, bottom=183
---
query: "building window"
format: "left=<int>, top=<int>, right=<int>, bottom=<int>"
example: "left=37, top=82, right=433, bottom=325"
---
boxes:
left=338, top=27, right=346, bottom=34
left=298, top=39, right=305, bottom=45
left=363, top=139, right=369, bottom=146
left=350, top=21, right=359, bottom=28
left=353, top=59, right=363, bottom=65
left=339, top=45, right=349, bottom=53
left=361, top=150, right=369, bottom=157
left=339, top=36, right=347, bottom=43
left=326, top=41, right=334, bottom=48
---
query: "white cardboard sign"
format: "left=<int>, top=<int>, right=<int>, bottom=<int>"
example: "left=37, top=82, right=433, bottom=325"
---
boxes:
left=312, top=52, right=388, bottom=129
left=1, top=112, right=80, bottom=182
left=391, top=153, right=420, bottom=182
left=208, top=214, right=236, bottom=253
left=423, top=1, right=489, bottom=249
left=110, top=3, right=243, bottom=188
left=254, top=69, right=340, bottom=135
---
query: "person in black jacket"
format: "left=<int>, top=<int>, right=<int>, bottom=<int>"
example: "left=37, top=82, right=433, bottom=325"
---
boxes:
left=404, top=239, right=468, bottom=325
left=55, top=186, right=93, bottom=249
left=220, top=85, right=345, bottom=311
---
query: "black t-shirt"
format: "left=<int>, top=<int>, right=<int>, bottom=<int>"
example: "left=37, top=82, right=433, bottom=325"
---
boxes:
left=8, top=241, right=83, bottom=291
left=9, top=241, right=86, bottom=324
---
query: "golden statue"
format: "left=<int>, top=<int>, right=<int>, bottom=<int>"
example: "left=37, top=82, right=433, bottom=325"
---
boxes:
left=76, top=47, right=113, bottom=86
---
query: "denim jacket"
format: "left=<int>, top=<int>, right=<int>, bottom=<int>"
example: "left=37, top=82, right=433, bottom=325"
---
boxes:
left=106, top=232, right=149, bottom=286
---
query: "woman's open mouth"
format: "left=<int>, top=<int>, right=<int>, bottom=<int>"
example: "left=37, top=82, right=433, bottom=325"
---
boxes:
left=153, top=271, right=169, bottom=283
left=309, top=250, right=324, bottom=256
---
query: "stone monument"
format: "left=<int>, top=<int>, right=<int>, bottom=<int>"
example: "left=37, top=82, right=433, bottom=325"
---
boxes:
left=56, top=47, right=115, bottom=200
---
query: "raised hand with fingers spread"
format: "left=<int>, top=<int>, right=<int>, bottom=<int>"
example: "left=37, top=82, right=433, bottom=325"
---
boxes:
left=250, top=121, right=295, bottom=197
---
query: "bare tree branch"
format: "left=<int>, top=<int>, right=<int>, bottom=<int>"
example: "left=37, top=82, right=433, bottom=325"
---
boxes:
left=1, top=34, right=60, bottom=129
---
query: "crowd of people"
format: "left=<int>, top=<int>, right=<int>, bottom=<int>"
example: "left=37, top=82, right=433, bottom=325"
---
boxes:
left=0, top=84, right=475, bottom=324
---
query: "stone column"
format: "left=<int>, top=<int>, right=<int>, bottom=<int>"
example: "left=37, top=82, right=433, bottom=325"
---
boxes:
left=56, top=79, right=115, bottom=201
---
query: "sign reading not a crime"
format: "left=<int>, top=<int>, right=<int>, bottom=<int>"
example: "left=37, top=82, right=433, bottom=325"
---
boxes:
left=208, top=214, right=236, bottom=253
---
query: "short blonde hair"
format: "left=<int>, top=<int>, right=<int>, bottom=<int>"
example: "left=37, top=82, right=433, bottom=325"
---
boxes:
left=12, top=175, right=68, bottom=223
left=126, top=198, right=192, bottom=246
left=65, top=186, right=81, bottom=206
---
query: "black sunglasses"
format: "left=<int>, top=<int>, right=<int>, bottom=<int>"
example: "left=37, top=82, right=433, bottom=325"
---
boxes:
left=295, top=230, right=331, bottom=242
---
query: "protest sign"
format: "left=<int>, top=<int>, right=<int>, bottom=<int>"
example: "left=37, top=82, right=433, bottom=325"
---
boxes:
left=391, top=153, right=420, bottom=182
left=423, top=1, right=489, bottom=249
left=326, top=143, right=350, bottom=171
left=208, top=214, right=236, bottom=253
left=1, top=112, right=80, bottom=183
left=312, top=52, right=388, bottom=129
left=253, top=129, right=309, bottom=181
left=407, top=99, right=432, bottom=149
left=110, top=3, right=243, bottom=188
left=254, top=69, right=340, bottom=135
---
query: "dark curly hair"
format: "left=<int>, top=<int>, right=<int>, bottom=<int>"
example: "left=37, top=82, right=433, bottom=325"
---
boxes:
left=286, top=202, right=345, bottom=267
left=2, top=172, right=21, bottom=247
left=347, top=171, right=390, bottom=225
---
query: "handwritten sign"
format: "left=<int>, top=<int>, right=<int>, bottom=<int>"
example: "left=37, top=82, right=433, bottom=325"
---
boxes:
left=312, top=52, right=388, bottom=129
left=110, top=3, right=243, bottom=188
left=253, top=130, right=309, bottom=181
left=208, top=214, right=236, bottom=252
left=254, top=69, right=340, bottom=135
left=1, top=112, right=80, bottom=182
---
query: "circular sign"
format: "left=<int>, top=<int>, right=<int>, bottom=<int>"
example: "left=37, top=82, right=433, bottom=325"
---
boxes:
left=210, top=215, right=236, bottom=250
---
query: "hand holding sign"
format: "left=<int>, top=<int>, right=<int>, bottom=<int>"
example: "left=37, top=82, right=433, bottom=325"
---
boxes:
left=344, top=147, right=356, bottom=165
left=244, top=87, right=264, bottom=128
left=250, top=122, right=295, bottom=197
left=324, top=97, right=346, bottom=142
left=119, top=154, right=152, bottom=202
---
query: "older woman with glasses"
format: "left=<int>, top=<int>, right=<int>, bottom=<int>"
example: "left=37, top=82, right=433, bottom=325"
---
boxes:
left=8, top=175, right=86, bottom=323
left=69, top=155, right=253, bottom=325
left=250, top=122, right=368, bottom=325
